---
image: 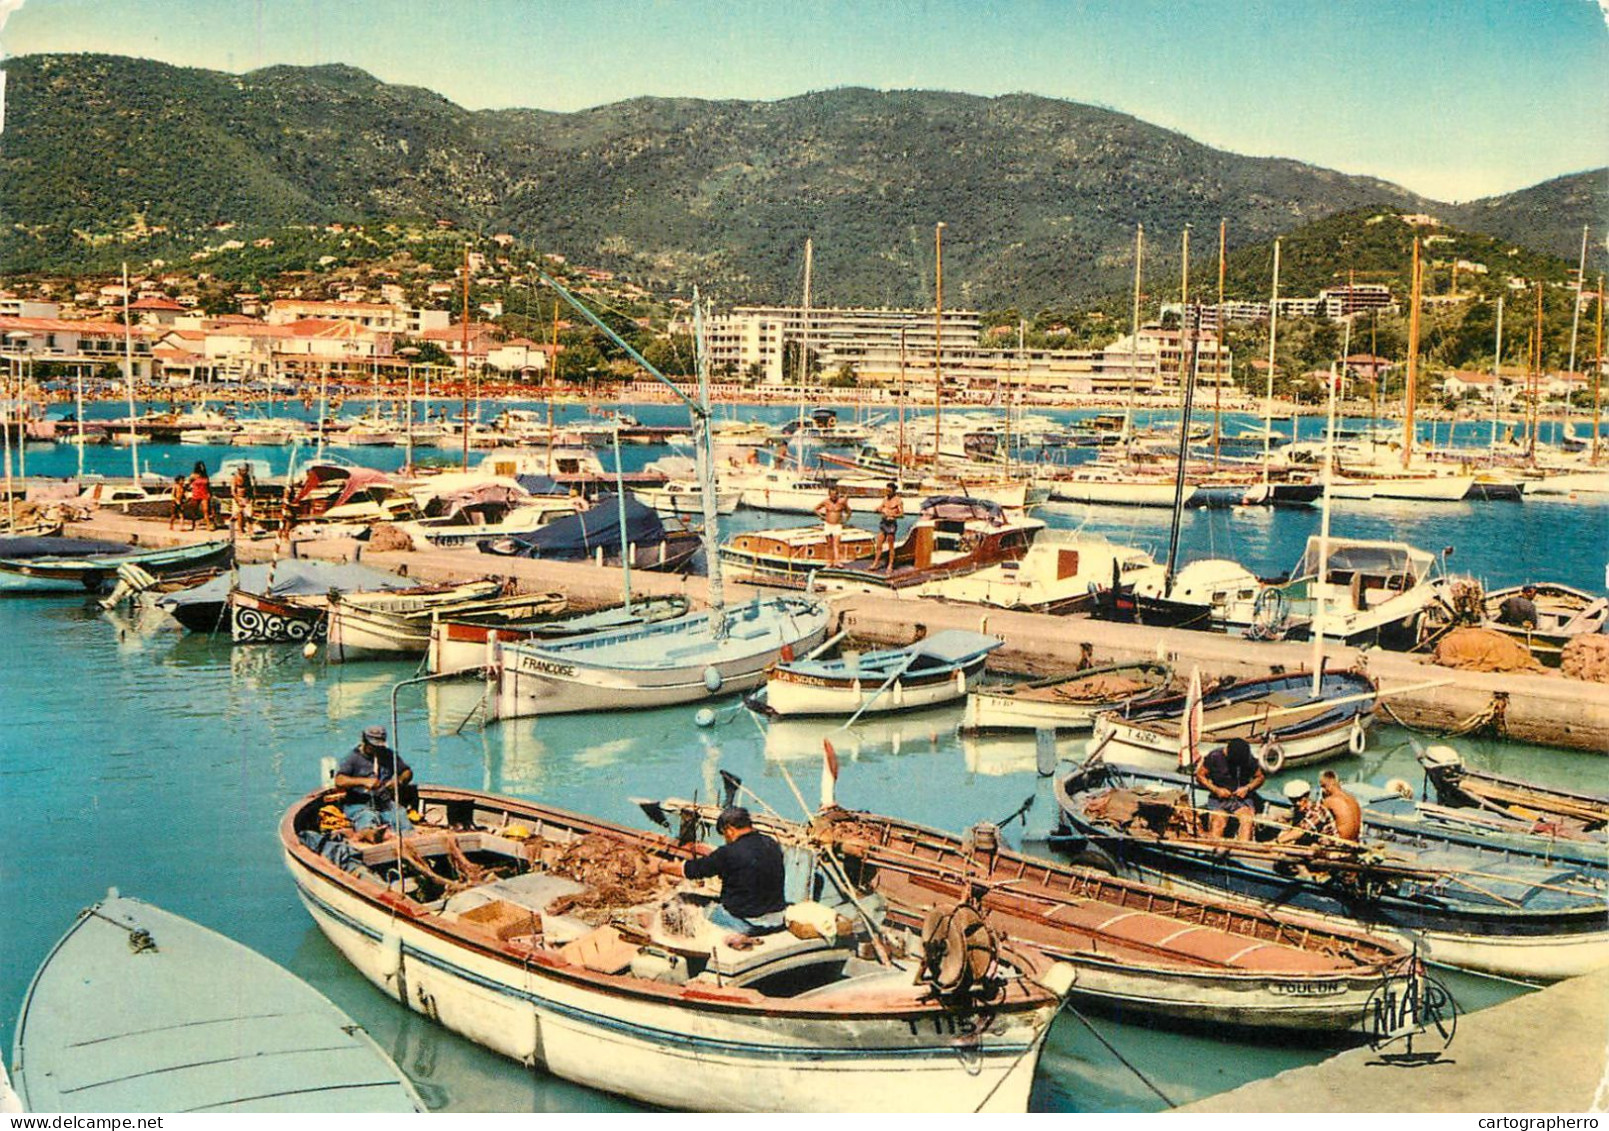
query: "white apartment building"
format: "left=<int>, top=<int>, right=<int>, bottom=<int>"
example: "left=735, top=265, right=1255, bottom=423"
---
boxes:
left=265, top=299, right=450, bottom=336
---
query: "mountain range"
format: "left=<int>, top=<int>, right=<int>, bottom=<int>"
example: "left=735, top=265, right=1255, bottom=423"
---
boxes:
left=1, top=53, right=1602, bottom=309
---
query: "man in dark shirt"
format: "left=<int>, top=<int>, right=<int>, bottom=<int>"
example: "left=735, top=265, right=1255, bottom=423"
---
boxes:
left=660, top=806, right=787, bottom=944
left=1193, top=736, right=1265, bottom=840
left=334, top=725, right=414, bottom=839
left=1497, top=585, right=1539, bottom=628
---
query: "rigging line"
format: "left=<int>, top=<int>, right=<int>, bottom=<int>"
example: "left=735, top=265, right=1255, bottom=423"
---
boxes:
left=1064, top=1002, right=1177, bottom=1108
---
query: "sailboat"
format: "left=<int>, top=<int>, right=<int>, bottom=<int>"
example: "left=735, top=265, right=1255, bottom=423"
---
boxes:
left=489, top=282, right=830, bottom=719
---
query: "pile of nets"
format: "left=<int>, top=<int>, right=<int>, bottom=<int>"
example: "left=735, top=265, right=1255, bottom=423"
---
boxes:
left=1431, top=627, right=1543, bottom=673
left=1561, top=635, right=1609, bottom=684
left=541, top=833, right=667, bottom=924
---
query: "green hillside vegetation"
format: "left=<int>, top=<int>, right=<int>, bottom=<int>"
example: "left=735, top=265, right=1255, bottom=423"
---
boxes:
left=6, top=53, right=1603, bottom=311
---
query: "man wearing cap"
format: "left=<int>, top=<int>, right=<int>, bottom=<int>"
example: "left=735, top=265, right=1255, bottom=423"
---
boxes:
left=334, top=725, right=414, bottom=839
left=1497, top=585, right=1539, bottom=629
left=659, top=807, right=787, bottom=946
left=1276, top=779, right=1336, bottom=844
left=1193, top=736, right=1265, bottom=841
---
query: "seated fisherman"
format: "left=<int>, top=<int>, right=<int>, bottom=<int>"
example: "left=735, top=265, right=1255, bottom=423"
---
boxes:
left=659, top=806, right=787, bottom=947
left=1194, top=736, right=1265, bottom=841
left=334, top=725, right=414, bottom=840
left=1276, top=779, right=1336, bottom=844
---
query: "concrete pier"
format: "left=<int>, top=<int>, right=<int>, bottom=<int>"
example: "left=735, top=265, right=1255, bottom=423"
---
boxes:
left=1177, top=968, right=1609, bottom=1112
left=54, top=511, right=1609, bottom=754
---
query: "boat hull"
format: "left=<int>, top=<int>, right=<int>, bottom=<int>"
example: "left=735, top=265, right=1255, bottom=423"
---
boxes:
left=230, top=591, right=327, bottom=643
left=962, top=662, right=1173, bottom=734
left=493, top=599, right=830, bottom=718
left=762, top=654, right=989, bottom=718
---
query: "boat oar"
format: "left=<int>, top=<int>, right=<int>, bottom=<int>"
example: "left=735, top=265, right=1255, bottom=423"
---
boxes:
left=839, top=650, right=921, bottom=731
left=994, top=794, right=1036, bottom=829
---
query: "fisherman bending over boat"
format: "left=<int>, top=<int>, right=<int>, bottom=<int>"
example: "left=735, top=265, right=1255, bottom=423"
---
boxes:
left=1497, top=585, right=1539, bottom=629
left=659, top=806, right=787, bottom=948
left=1276, top=779, right=1335, bottom=844
left=1194, top=737, right=1265, bottom=841
left=334, top=725, right=414, bottom=840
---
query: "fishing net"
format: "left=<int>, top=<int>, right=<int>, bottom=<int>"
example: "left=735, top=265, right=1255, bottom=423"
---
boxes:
left=540, top=833, right=668, bottom=924
left=1430, top=627, right=1543, bottom=673
left=1561, top=635, right=1609, bottom=684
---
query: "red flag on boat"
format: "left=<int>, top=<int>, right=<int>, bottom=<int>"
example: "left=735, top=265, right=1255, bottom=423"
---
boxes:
left=1177, top=666, right=1204, bottom=769
left=821, top=739, right=840, bottom=809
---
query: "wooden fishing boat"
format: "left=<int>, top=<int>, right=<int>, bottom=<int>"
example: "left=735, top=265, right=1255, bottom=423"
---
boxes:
left=656, top=801, right=1408, bottom=1034
left=11, top=892, right=423, bottom=1113
left=280, top=784, right=1072, bottom=1112
left=963, top=660, right=1173, bottom=734
left=751, top=629, right=1003, bottom=718
left=1054, top=761, right=1609, bottom=980
left=1089, top=668, right=1377, bottom=773
left=1412, top=744, right=1608, bottom=844
left=0, top=538, right=233, bottom=595
left=1480, top=582, right=1608, bottom=667
left=809, top=497, right=1042, bottom=596
left=491, top=595, right=831, bottom=718
left=428, top=595, right=692, bottom=676
left=230, top=572, right=493, bottom=646
left=326, top=584, right=562, bottom=663
left=719, top=522, right=880, bottom=585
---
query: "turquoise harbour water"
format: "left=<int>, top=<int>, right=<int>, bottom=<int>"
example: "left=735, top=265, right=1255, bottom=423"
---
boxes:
left=1, top=402, right=1605, bottom=1112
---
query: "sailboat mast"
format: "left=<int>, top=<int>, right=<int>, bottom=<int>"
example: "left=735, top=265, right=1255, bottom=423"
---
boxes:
left=1403, top=237, right=1420, bottom=469
left=612, top=419, right=632, bottom=613
left=897, top=327, right=907, bottom=469
left=1164, top=304, right=1200, bottom=597
left=1490, top=295, right=1504, bottom=456
left=1529, top=281, right=1543, bottom=460
left=1594, top=276, right=1604, bottom=466
left=461, top=242, right=472, bottom=471
left=1261, top=240, right=1280, bottom=486
left=122, top=263, right=140, bottom=482
left=933, top=222, right=946, bottom=468
left=693, top=292, right=726, bottom=631
left=1313, top=356, right=1340, bottom=692
left=1564, top=225, right=1590, bottom=449
left=796, top=239, right=812, bottom=471
left=548, top=296, right=559, bottom=476
left=1214, top=218, right=1225, bottom=470
left=1127, top=223, right=1143, bottom=444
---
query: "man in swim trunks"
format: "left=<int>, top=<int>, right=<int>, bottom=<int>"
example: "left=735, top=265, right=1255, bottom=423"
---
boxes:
left=814, top=486, right=851, bottom=565
left=869, top=482, right=903, bottom=574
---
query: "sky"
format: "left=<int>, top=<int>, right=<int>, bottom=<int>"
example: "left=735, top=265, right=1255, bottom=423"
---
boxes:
left=1, top=0, right=1605, bottom=202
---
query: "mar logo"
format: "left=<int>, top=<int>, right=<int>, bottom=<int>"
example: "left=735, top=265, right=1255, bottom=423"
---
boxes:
left=1363, top=956, right=1459, bottom=1067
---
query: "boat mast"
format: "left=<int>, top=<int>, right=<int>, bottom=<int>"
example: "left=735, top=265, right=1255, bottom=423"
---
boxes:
left=461, top=242, right=472, bottom=471
left=1594, top=275, right=1604, bottom=466
left=122, top=263, right=140, bottom=482
left=612, top=418, right=632, bottom=614
left=548, top=295, right=559, bottom=476
left=1403, top=237, right=1420, bottom=469
left=933, top=222, right=945, bottom=469
left=1564, top=225, right=1589, bottom=450
left=1528, top=281, right=1542, bottom=461
left=74, top=355, right=85, bottom=480
left=897, top=327, right=907, bottom=469
left=1128, top=224, right=1144, bottom=441
left=1163, top=223, right=1196, bottom=599
left=1261, top=239, right=1280, bottom=487
left=1311, top=304, right=1353, bottom=690
left=1214, top=218, right=1225, bottom=470
left=1490, top=295, right=1504, bottom=458
left=796, top=238, right=812, bottom=472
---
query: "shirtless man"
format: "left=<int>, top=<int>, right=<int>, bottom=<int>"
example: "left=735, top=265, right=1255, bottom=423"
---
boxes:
left=1318, top=769, right=1362, bottom=841
left=814, top=487, right=851, bottom=566
left=869, top=482, right=903, bottom=574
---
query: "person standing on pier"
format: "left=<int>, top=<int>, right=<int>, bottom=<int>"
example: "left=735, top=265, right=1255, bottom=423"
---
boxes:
left=814, top=486, right=851, bottom=566
left=869, top=482, right=903, bottom=574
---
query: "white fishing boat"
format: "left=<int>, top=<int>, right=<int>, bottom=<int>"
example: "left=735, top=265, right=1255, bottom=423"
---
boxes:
left=1047, top=468, right=1193, bottom=508
left=752, top=629, right=1002, bottom=718
left=492, top=594, right=830, bottom=717
left=12, top=892, right=423, bottom=1113
left=326, top=584, right=563, bottom=663
left=428, top=595, right=691, bottom=675
left=281, top=784, right=1072, bottom=1112
left=1088, top=668, right=1378, bottom=773
left=963, top=660, right=1174, bottom=734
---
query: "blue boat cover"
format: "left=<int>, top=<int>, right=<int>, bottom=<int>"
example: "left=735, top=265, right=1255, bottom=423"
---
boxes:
left=157, top=560, right=413, bottom=609
left=0, top=536, right=135, bottom=559
left=504, top=494, right=667, bottom=559
left=919, top=496, right=1007, bottom=525
left=911, top=629, right=1005, bottom=663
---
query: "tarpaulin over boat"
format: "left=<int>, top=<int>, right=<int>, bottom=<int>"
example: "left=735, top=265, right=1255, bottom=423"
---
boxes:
left=157, top=560, right=414, bottom=610
left=0, top=536, right=136, bottom=560
left=500, top=494, right=666, bottom=559
left=1293, top=538, right=1433, bottom=582
left=919, top=496, right=1007, bottom=525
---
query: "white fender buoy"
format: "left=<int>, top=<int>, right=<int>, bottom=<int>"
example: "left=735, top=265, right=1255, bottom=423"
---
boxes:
left=1348, top=719, right=1368, bottom=756
left=703, top=666, right=723, bottom=692
left=319, top=756, right=339, bottom=786
left=955, top=669, right=967, bottom=695
left=302, top=641, right=318, bottom=659
left=1257, top=740, right=1286, bottom=774
left=694, top=707, right=717, bottom=728
left=379, top=932, right=403, bottom=981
